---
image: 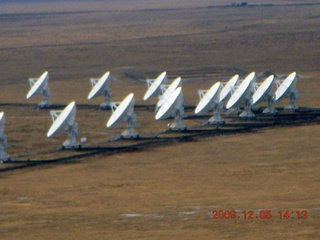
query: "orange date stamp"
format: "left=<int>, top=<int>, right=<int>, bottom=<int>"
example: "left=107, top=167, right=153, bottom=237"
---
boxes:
left=212, top=209, right=308, bottom=220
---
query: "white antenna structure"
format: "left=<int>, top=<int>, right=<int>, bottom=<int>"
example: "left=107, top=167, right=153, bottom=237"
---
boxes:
left=87, top=71, right=112, bottom=109
left=107, top=93, right=138, bottom=138
left=143, top=71, right=167, bottom=101
left=0, top=112, right=9, bottom=163
left=251, top=75, right=276, bottom=114
left=47, top=101, right=79, bottom=148
left=26, top=71, right=51, bottom=108
left=156, top=77, right=181, bottom=111
left=219, top=74, right=240, bottom=102
left=195, top=82, right=224, bottom=124
left=155, top=87, right=186, bottom=130
left=273, top=72, right=298, bottom=111
left=226, top=72, right=256, bottom=119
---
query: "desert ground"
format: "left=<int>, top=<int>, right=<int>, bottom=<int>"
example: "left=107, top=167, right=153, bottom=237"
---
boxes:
left=0, top=0, right=319, bottom=239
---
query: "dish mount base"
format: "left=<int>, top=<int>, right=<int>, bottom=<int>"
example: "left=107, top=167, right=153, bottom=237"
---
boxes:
left=0, top=134, right=9, bottom=163
left=168, top=110, right=186, bottom=130
left=121, top=114, right=138, bottom=138
left=284, top=91, right=299, bottom=111
left=62, top=124, right=79, bottom=149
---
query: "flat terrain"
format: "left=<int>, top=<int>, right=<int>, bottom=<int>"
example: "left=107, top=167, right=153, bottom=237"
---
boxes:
left=0, top=0, right=319, bottom=239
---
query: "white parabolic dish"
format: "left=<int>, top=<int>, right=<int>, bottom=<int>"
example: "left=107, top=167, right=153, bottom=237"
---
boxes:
left=47, top=101, right=77, bottom=137
left=87, top=71, right=110, bottom=100
left=274, top=72, right=297, bottom=102
left=252, top=75, right=275, bottom=105
left=156, top=87, right=182, bottom=120
left=157, top=77, right=181, bottom=108
left=26, top=71, right=49, bottom=99
left=0, top=112, right=4, bottom=123
left=219, top=74, right=239, bottom=102
left=195, top=82, right=221, bottom=114
left=143, top=72, right=167, bottom=100
left=0, top=112, right=4, bottom=131
left=226, top=72, right=255, bottom=109
left=107, top=93, right=134, bottom=127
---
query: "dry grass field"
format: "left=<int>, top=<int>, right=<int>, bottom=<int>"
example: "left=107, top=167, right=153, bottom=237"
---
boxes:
left=0, top=0, right=320, bottom=239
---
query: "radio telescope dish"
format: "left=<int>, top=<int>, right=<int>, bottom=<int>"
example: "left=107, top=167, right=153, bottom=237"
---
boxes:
left=107, top=93, right=138, bottom=138
left=47, top=101, right=79, bottom=148
left=143, top=72, right=167, bottom=101
left=219, top=74, right=239, bottom=102
left=195, top=82, right=221, bottom=114
left=26, top=71, right=51, bottom=108
left=195, top=82, right=224, bottom=124
left=0, top=112, right=5, bottom=134
left=251, top=75, right=277, bottom=114
left=0, top=112, right=9, bottom=163
left=252, top=75, right=275, bottom=105
left=155, top=87, right=185, bottom=130
left=87, top=71, right=112, bottom=109
left=274, top=72, right=298, bottom=110
left=226, top=72, right=256, bottom=118
left=156, top=77, right=181, bottom=109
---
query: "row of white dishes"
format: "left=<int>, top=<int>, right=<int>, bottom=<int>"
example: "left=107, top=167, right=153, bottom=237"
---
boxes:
left=0, top=70, right=297, bottom=156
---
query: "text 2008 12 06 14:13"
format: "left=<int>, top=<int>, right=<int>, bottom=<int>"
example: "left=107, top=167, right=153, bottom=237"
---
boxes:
left=212, top=210, right=308, bottom=220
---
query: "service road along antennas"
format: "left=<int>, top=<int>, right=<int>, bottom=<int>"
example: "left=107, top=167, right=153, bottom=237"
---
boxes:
left=87, top=71, right=112, bottom=109
left=47, top=101, right=80, bottom=148
left=195, top=81, right=224, bottom=124
left=226, top=72, right=256, bottom=119
left=0, top=112, right=10, bottom=163
left=156, top=77, right=181, bottom=110
left=143, top=72, right=167, bottom=101
left=26, top=71, right=51, bottom=108
left=155, top=86, right=186, bottom=130
left=107, top=93, right=138, bottom=138
left=251, top=75, right=276, bottom=114
left=273, top=72, right=298, bottom=111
